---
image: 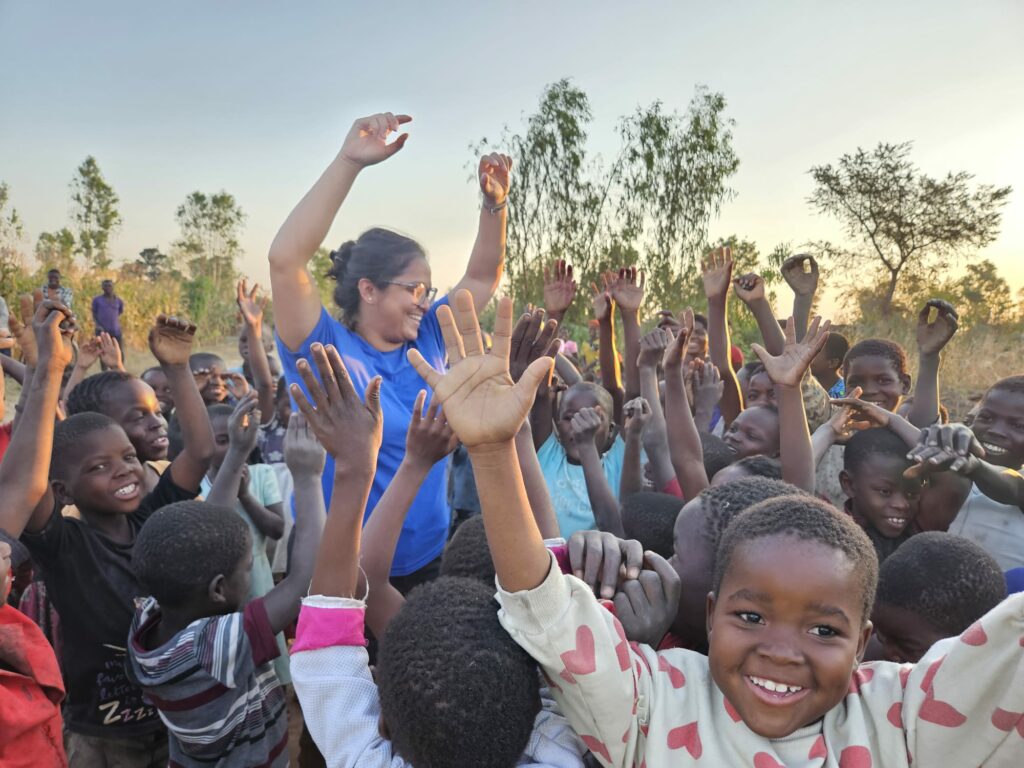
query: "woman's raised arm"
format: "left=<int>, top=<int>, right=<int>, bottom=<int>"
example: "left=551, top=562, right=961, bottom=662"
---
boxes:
left=453, top=154, right=511, bottom=311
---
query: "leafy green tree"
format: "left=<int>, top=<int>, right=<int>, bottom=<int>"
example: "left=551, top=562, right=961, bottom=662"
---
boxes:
left=173, top=191, right=245, bottom=284
left=308, top=246, right=336, bottom=306
left=808, top=142, right=1011, bottom=316
left=35, top=228, right=76, bottom=275
left=0, top=182, right=26, bottom=294
left=70, top=156, right=122, bottom=270
left=134, top=246, right=172, bottom=281
left=954, top=260, right=1013, bottom=327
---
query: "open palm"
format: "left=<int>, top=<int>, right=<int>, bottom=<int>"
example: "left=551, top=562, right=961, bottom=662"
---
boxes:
left=408, top=291, right=553, bottom=449
left=752, top=316, right=830, bottom=389
left=701, top=247, right=734, bottom=300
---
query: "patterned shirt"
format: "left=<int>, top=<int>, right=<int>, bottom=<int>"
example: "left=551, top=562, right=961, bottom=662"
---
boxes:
left=41, top=284, right=73, bottom=309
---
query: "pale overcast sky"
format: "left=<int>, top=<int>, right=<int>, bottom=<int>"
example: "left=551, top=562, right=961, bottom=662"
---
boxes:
left=1, top=1, right=1022, bottom=318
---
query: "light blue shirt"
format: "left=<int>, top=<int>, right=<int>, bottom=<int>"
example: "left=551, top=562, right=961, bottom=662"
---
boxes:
left=537, top=432, right=628, bottom=538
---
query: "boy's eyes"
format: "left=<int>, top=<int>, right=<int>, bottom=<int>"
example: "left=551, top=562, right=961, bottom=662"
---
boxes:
left=735, top=611, right=764, bottom=625
left=809, top=625, right=840, bottom=639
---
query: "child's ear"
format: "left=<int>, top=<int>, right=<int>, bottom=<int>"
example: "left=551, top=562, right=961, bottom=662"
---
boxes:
left=705, top=591, right=717, bottom=639
left=208, top=574, right=228, bottom=605
left=900, top=374, right=912, bottom=395
left=855, top=620, right=874, bottom=664
left=51, top=479, right=73, bottom=508
left=839, top=470, right=855, bottom=499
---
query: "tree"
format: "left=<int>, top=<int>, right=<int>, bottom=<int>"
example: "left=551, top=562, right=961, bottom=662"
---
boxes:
left=173, top=191, right=245, bottom=284
left=70, top=156, right=122, bottom=270
left=35, top=228, right=76, bottom=275
left=808, top=142, right=1011, bottom=316
left=953, top=260, right=1013, bottom=327
left=471, top=80, right=739, bottom=319
left=134, top=247, right=171, bottom=281
left=0, top=182, right=26, bottom=293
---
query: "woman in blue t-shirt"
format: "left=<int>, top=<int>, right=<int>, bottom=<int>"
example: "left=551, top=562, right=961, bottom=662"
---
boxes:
left=269, top=112, right=511, bottom=585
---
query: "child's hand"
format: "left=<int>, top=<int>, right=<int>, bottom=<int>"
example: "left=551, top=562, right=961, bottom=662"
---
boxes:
left=613, top=552, right=682, bottom=647
left=637, top=327, right=671, bottom=369
left=916, top=299, right=959, bottom=355
left=591, top=274, right=614, bottom=323
left=732, top=272, right=766, bottom=305
left=479, top=153, right=513, bottom=207
left=825, top=387, right=880, bottom=443
left=609, top=266, right=645, bottom=314
left=509, top=309, right=559, bottom=384
left=149, top=314, right=197, bottom=367
left=284, top=412, right=327, bottom=477
left=32, top=300, right=76, bottom=371
left=752, top=315, right=831, bottom=389
left=226, top=372, right=251, bottom=400
left=661, top=309, right=694, bottom=373
left=10, top=293, right=40, bottom=367
left=405, top=390, right=459, bottom=470
left=76, top=336, right=102, bottom=370
left=906, top=423, right=984, bottom=479
left=291, top=343, right=383, bottom=476
left=339, top=112, right=412, bottom=168
left=567, top=530, right=644, bottom=598
left=542, top=259, right=577, bottom=316
left=781, top=254, right=819, bottom=297
left=238, top=464, right=251, bottom=499
left=237, top=278, right=269, bottom=329
left=623, top=398, right=651, bottom=440
left=98, top=332, right=123, bottom=370
left=227, top=392, right=261, bottom=455
left=701, top=246, right=734, bottom=301
left=570, top=406, right=605, bottom=448
left=406, top=291, right=555, bottom=450
left=692, top=361, right=724, bottom=412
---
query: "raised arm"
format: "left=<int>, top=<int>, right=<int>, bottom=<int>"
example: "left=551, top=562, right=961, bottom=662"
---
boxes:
left=237, top=279, right=276, bottom=424
left=514, top=418, right=561, bottom=540
left=908, top=300, right=958, bottom=428
left=781, top=254, right=819, bottom=342
left=269, top=113, right=411, bottom=350
left=609, top=267, right=645, bottom=403
left=619, top=397, right=651, bottom=502
left=593, top=276, right=624, bottom=425
left=570, top=406, right=625, bottom=536
left=452, top=154, right=512, bottom=311
left=204, top=394, right=260, bottom=506
left=509, top=309, right=560, bottom=450
left=148, top=315, right=215, bottom=491
left=663, top=311, right=710, bottom=499
left=733, top=272, right=785, bottom=355
left=542, top=259, right=577, bottom=327
left=636, top=328, right=675, bottom=491
left=702, top=247, right=743, bottom=426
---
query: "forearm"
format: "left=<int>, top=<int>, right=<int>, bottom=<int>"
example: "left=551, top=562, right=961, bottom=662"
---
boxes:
left=469, top=441, right=551, bottom=592
left=576, top=442, right=625, bottom=537
left=164, top=362, right=214, bottom=486
left=708, top=297, right=743, bottom=425
left=811, top=423, right=838, bottom=468
left=455, top=206, right=506, bottom=308
left=205, top=448, right=247, bottom=506
left=776, top=384, right=816, bottom=493
left=967, top=462, right=1024, bottom=509
left=529, top=391, right=555, bottom=451
left=554, top=353, right=582, bottom=387
left=598, top=313, right=621, bottom=395
left=884, top=413, right=924, bottom=448
left=664, top=367, right=709, bottom=498
left=620, top=433, right=644, bottom=502
left=908, top=352, right=940, bottom=428
left=638, top=365, right=675, bottom=490
left=620, top=309, right=641, bottom=402
left=62, top=362, right=92, bottom=404
left=747, top=298, right=786, bottom=356
left=693, top=402, right=716, bottom=433
left=360, top=460, right=429, bottom=584
left=11, top=364, right=33, bottom=434
left=245, top=320, right=276, bottom=423
left=0, top=354, right=25, bottom=384
left=515, top=424, right=560, bottom=539
left=792, top=294, right=813, bottom=342
left=239, top=494, right=284, bottom=540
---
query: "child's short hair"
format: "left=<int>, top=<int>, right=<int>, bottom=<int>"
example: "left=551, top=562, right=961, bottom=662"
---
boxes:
left=692, top=312, right=709, bottom=330
left=622, top=493, right=681, bottom=558
left=714, top=496, right=879, bottom=622
left=132, top=501, right=250, bottom=608
left=843, top=428, right=909, bottom=472
left=189, top=352, right=225, bottom=371
left=730, top=455, right=783, bottom=480
left=377, top=577, right=540, bottom=768
left=207, top=403, right=235, bottom=421
left=140, top=366, right=162, bottom=380
left=986, top=374, right=1024, bottom=398
left=51, top=412, right=121, bottom=477
left=876, top=532, right=1005, bottom=637
left=65, top=370, right=135, bottom=416
left=821, top=332, right=850, bottom=365
left=700, top=432, right=736, bottom=479
left=699, top=477, right=809, bottom=555
left=843, top=338, right=909, bottom=377
left=559, top=381, right=614, bottom=419
left=440, top=516, right=495, bottom=584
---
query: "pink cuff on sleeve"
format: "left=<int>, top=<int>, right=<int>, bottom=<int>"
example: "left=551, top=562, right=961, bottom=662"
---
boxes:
left=291, top=605, right=367, bottom=652
left=546, top=543, right=571, bottom=575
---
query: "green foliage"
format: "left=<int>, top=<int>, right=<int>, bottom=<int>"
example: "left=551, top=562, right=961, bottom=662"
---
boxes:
left=35, top=228, right=76, bottom=275
left=173, top=191, right=245, bottom=285
left=132, top=247, right=175, bottom=281
left=309, top=246, right=336, bottom=306
left=70, top=156, right=122, bottom=270
left=808, top=142, right=1011, bottom=315
left=0, top=182, right=26, bottom=294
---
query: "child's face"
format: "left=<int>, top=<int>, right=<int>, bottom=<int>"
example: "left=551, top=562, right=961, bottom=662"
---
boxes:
left=840, top=455, right=921, bottom=538
left=58, top=426, right=146, bottom=515
left=723, top=407, right=779, bottom=459
left=210, top=414, right=231, bottom=469
left=745, top=372, right=776, bottom=408
left=668, top=499, right=714, bottom=648
left=106, top=380, right=170, bottom=461
left=707, top=535, right=871, bottom=739
left=195, top=361, right=229, bottom=404
left=844, top=355, right=909, bottom=413
left=556, top=389, right=611, bottom=462
left=970, top=388, right=1024, bottom=468
left=810, top=348, right=839, bottom=380
left=870, top=601, right=944, bottom=664
left=141, top=370, right=175, bottom=417
left=688, top=323, right=709, bottom=360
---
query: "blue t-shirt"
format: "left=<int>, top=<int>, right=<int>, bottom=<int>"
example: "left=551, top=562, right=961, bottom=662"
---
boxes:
left=276, top=301, right=450, bottom=576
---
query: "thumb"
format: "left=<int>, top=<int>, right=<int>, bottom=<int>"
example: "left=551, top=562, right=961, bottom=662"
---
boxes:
left=750, top=343, right=769, bottom=365
left=517, top=357, right=556, bottom=400
left=406, top=349, right=441, bottom=389
left=969, top=434, right=986, bottom=458
left=386, top=133, right=409, bottom=156
left=364, top=376, right=383, bottom=415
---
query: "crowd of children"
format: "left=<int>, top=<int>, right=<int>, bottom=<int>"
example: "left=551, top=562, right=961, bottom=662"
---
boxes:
left=1, top=111, right=1022, bottom=767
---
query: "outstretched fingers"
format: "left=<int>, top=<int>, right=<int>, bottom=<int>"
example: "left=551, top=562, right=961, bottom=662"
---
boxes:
left=453, top=290, right=484, bottom=356
left=407, top=349, right=442, bottom=389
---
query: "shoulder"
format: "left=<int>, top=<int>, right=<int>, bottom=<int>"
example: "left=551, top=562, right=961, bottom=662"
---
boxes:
left=537, top=432, right=564, bottom=463
left=275, top=306, right=350, bottom=362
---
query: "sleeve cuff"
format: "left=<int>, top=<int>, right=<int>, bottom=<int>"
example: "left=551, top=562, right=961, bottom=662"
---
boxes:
left=292, top=595, right=367, bottom=652
left=496, top=551, right=574, bottom=635
left=544, top=538, right=571, bottom=575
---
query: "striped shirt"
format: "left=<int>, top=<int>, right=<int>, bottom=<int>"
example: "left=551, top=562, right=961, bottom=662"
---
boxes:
left=128, top=596, right=288, bottom=768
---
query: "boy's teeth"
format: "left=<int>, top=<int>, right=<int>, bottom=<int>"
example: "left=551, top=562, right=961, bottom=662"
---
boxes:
left=115, top=484, right=138, bottom=497
left=886, top=517, right=906, bottom=526
left=749, top=676, right=803, bottom=694
left=981, top=443, right=1007, bottom=455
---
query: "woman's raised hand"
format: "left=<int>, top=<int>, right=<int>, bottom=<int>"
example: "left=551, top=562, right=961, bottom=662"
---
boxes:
left=407, top=290, right=554, bottom=449
left=479, top=153, right=513, bottom=206
left=340, top=112, right=412, bottom=168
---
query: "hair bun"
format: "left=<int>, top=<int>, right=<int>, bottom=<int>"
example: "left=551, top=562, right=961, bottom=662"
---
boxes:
left=327, top=241, right=356, bottom=280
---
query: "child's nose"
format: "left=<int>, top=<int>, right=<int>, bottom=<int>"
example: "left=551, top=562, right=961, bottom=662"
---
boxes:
left=756, top=633, right=803, bottom=665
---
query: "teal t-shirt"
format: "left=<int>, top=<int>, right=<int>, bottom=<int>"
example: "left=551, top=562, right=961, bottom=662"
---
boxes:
left=537, top=432, right=628, bottom=538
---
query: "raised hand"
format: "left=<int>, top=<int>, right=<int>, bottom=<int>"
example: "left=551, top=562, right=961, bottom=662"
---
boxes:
left=237, top=278, right=269, bottom=328
left=701, top=246, right=734, bottom=301
left=98, top=332, right=123, bottom=370
left=225, top=372, right=252, bottom=400
left=781, top=254, right=819, bottom=297
left=613, top=553, right=682, bottom=647
left=406, top=290, right=555, bottom=449
left=479, top=153, right=513, bottom=206
left=148, top=314, right=197, bottom=367
left=692, top=361, right=725, bottom=412
left=339, top=112, right=412, bottom=168
left=906, top=423, right=984, bottom=479
left=732, top=272, right=766, bottom=305
left=567, top=530, right=643, bottom=599
left=76, top=336, right=102, bottom=371
left=609, top=266, right=645, bottom=314
left=591, top=273, right=614, bottom=323
left=405, top=390, right=459, bottom=470
left=916, top=299, right=959, bottom=355
left=752, top=315, right=831, bottom=389
left=623, top=397, right=652, bottom=440
left=291, top=343, right=382, bottom=477
left=662, top=308, right=694, bottom=372
left=824, top=387, right=881, bottom=443
left=542, top=259, right=577, bottom=316
left=509, top=308, right=560, bottom=384
left=570, top=406, right=605, bottom=448
left=637, top=327, right=671, bottom=369
left=227, top=392, right=261, bottom=455
left=10, top=293, right=41, bottom=367
left=32, top=299, right=76, bottom=371
left=283, top=412, right=327, bottom=478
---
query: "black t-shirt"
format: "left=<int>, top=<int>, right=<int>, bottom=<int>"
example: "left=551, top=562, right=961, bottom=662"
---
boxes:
left=21, top=469, right=196, bottom=738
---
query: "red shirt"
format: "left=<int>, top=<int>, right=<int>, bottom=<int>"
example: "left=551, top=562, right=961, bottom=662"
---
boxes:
left=0, top=421, right=12, bottom=465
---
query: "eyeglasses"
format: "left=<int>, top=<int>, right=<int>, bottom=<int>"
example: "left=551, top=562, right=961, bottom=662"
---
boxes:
left=385, top=280, right=438, bottom=306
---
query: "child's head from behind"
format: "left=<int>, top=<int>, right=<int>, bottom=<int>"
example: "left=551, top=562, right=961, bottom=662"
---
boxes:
left=133, top=501, right=252, bottom=614
left=377, top=577, right=540, bottom=768
left=700, top=432, right=737, bottom=481
left=841, top=428, right=921, bottom=539
left=873, top=532, right=1005, bottom=663
left=669, top=477, right=808, bottom=649
left=723, top=405, right=780, bottom=459
left=207, top=403, right=236, bottom=470
left=141, top=367, right=174, bottom=417
left=970, top=375, right=1024, bottom=468
left=709, top=496, right=878, bottom=738
left=66, top=371, right=170, bottom=461
left=51, top=413, right=146, bottom=515
left=842, top=339, right=910, bottom=413
left=712, top=455, right=783, bottom=486
left=189, top=352, right=229, bottom=404
left=556, top=382, right=615, bottom=462
left=440, top=516, right=495, bottom=585
left=622, top=493, right=681, bottom=559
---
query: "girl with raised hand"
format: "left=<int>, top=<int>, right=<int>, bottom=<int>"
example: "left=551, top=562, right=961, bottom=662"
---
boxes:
left=269, top=112, right=511, bottom=587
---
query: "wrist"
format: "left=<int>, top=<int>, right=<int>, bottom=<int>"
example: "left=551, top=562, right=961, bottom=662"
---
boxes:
left=161, top=361, right=190, bottom=374
left=399, top=455, right=435, bottom=476
left=336, top=154, right=366, bottom=175
left=619, top=307, right=639, bottom=320
left=466, top=440, right=516, bottom=468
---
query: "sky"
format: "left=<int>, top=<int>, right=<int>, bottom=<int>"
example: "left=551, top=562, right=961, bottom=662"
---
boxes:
left=1, top=1, right=1022, bottom=318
